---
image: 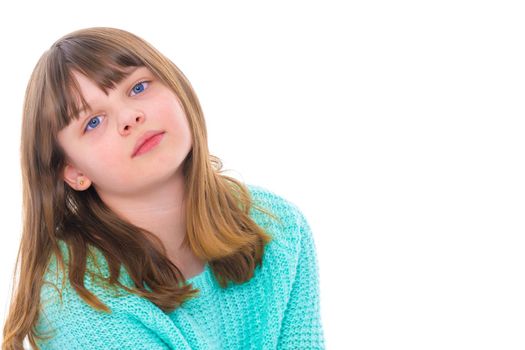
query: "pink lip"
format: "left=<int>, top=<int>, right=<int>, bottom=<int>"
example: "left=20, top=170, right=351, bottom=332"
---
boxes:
left=132, top=130, right=165, bottom=158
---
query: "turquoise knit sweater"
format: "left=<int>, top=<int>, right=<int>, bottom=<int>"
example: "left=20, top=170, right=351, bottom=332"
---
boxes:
left=35, top=184, right=325, bottom=349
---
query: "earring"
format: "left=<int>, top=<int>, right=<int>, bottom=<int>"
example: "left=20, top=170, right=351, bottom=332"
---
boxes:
left=79, top=179, right=85, bottom=186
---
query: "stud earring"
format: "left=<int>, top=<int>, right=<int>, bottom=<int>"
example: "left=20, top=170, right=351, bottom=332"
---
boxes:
left=79, top=179, right=85, bottom=186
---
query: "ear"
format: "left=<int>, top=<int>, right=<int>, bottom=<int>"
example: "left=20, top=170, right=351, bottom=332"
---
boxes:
left=62, top=163, right=92, bottom=191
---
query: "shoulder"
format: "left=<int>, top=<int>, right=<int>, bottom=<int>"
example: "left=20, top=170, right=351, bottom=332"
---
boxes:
left=245, top=183, right=310, bottom=250
left=244, top=184, right=319, bottom=295
left=246, top=183, right=304, bottom=217
left=246, top=183, right=305, bottom=225
left=37, top=243, right=158, bottom=348
left=39, top=240, right=133, bottom=313
left=37, top=253, right=174, bottom=349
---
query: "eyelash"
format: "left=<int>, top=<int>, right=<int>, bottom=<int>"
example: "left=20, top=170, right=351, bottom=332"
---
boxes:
left=83, top=80, right=151, bottom=133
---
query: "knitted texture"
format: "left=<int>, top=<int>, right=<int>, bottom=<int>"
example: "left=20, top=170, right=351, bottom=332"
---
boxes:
left=35, top=184, right=325, bottom=349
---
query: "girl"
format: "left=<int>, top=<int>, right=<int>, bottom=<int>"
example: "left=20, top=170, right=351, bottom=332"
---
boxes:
left=2, top=27, right=325, bottom=350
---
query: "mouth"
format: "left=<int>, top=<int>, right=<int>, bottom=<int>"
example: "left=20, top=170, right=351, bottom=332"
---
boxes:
left=132, top=131, right=165, bottom=158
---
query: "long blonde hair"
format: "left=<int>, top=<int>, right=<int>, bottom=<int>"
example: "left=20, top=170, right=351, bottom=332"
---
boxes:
left=2, top=27, right=278, bottom=350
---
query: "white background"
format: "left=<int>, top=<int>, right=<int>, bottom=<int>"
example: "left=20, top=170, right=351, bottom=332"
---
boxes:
left=1, top=1, right=524, bottom=349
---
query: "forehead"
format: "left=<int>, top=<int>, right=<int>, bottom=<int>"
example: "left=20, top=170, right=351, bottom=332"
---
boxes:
left=68, top=66, right=153, bottom=115
left=71, top=71, right=104, bottom=100
left=71, top=65, right=144, bottom=96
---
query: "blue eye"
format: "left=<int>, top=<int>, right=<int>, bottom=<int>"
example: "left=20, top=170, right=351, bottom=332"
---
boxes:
left=130, top=81, right=149, bottom=96
left=84, top=116, right=102, bottom=132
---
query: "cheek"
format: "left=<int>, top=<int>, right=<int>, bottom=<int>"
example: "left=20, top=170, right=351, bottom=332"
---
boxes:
left=156, top=91, right=186, bottom=120
left=79, top=143, right=127, bottom=177
left=157, top=101, right=179, bottom=121
left=164, top=100, right=190, bottom=135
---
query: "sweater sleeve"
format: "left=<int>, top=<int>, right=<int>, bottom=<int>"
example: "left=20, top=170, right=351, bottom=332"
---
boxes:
left=277, top=206, right=326, bottom=349
left=35, top=285, right=172, bottom=350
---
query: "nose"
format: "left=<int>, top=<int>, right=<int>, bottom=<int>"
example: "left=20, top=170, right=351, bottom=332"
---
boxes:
left=117, top=108, right=145, bottom=135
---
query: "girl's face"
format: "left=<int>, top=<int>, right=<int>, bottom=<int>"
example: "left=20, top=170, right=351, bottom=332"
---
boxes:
left=57, top=66, right=193, bottom=197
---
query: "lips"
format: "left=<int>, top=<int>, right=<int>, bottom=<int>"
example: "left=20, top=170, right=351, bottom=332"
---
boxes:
left=132, top=130, right=165, bottom=157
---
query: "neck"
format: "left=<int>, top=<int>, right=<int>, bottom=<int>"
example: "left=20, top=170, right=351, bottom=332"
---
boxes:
left=97, top=168, right=189, bottom=257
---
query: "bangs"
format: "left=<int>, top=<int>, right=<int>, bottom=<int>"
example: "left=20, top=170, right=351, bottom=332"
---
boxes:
left=45, top=35, right=145, bottom=130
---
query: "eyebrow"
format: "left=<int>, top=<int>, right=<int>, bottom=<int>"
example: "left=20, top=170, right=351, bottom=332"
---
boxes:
left=74, top=66, right=142, bottom=119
